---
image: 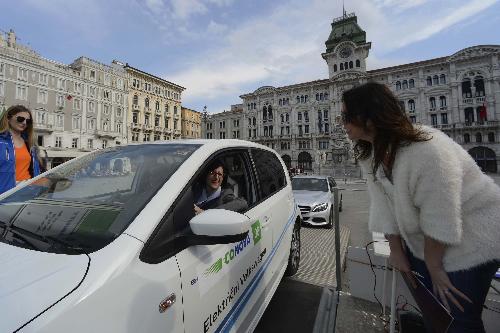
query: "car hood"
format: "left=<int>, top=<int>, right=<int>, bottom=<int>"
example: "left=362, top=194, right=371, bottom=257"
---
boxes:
left=293, top=190, right=330, bottom=206
left=0, top=242, right=89, bottom=333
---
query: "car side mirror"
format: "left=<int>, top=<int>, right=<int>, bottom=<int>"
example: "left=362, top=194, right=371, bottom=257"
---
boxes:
left=188, top=209, right=251, bottom=245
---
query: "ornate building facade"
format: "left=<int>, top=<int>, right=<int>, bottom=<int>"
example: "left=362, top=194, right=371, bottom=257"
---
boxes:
left=124, top=64, right=184, bottom=142
left=0, top=30, right=128, bottom=168
left=203, top=13, right=500, bottom=175
left=181, top=106, right=202, bottom=138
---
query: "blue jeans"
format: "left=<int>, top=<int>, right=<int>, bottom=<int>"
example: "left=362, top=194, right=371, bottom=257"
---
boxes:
left=407, top=251, right=498, bottom=333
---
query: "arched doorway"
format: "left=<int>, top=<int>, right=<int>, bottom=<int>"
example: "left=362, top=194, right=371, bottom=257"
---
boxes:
left=468, top=147, right=497, bottom=173
left=281, top=154, right=291, bottom=169
left=297, top=152, right=312, bottom=171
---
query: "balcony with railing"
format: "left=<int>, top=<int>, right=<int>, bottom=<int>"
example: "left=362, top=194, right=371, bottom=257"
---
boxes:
left=144, top=124, right=154, bottom=131
left=154, top=126, right=163, bottom=132
left=34, top=123, right=54, bottom=132
left=131, top=123, right=143, bottom=130
left=441, top=121, right=499, bottom=130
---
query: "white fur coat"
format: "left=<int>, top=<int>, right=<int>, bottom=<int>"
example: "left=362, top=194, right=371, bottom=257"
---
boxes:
left=360, top=126, right=500, bottom=272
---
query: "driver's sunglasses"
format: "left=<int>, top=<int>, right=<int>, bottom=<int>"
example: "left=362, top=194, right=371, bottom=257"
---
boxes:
left=16, top=116, right=32, bottom=125
left=209, top=170, right=224, bottom=178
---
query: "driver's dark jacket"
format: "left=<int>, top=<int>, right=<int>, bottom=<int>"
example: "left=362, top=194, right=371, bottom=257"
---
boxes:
left=196, top=187, right=248, bottom=213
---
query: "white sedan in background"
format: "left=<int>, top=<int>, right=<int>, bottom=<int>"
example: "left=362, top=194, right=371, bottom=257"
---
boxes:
left=292, top=175, right=341, bottom=228
left=0, top=140, right=301, bottom=333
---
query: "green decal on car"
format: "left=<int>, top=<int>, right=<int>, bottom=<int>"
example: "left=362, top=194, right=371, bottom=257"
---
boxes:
left=251, top=220, right=262, bottom=245
left=204, top=258, right=223, bottom=276
left=203, top=234, right=252, bottom=276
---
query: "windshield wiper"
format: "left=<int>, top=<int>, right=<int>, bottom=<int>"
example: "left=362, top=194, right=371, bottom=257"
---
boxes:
left=0, top=221, right=86, bottom=254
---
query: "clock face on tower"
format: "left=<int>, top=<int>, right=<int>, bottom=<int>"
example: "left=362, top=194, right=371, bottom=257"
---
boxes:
left=339, top=46, right=352, bottom=58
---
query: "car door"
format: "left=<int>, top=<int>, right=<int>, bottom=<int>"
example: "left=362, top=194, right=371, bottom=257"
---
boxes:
left=249, top=149, right=294, bottom=283
left=170, top=149, right=273, bottom=333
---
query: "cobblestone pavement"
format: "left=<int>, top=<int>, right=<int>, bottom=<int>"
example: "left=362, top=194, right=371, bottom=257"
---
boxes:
left=290, top=225, right=350, bottom=288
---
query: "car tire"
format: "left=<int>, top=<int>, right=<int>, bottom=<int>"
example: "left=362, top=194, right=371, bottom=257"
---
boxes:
left=326, top=209, right=334, bottom=229
left=285, top=221, right=301, bottom=276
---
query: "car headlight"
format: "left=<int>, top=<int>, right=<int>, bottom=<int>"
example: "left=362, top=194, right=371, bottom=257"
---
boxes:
left=312, top=203, right=328, bottom=212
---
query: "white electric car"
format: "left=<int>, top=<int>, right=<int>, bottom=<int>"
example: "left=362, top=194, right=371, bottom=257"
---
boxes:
left=0, top=140, right=301, bottom=333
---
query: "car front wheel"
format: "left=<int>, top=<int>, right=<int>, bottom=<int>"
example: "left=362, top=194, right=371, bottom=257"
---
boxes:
left=285, top=221, right=301, bottom=276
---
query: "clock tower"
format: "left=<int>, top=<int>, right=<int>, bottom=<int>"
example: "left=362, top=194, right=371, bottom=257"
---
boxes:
left=321, top=12, right=371, bottom=80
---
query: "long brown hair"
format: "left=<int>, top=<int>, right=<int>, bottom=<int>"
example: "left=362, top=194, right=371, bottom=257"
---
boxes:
left=0, top=105, right=36, bottom=150
left=342, top=82, right=430, bottom=177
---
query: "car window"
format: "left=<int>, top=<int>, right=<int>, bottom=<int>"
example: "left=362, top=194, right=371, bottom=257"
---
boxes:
left=141, top=149, right=256, bottom=263
left=0, top=144, right=200, bottom=254
left=251, top=149, right=286, bottom=200
left=291, top=178, right=328, bottom=192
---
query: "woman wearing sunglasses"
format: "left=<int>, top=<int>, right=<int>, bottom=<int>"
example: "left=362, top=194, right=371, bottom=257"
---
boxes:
left=342, top=82, right=499, bottom=333
left=0, top=104, right=41, bottom=194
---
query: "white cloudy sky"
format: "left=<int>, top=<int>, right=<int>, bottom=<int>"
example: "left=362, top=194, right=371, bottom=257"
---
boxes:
left=2, top=0, right=499, bottom=113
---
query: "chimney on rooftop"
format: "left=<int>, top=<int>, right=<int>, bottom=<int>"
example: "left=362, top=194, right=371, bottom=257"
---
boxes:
left=7, top=29, right=16, bottom=47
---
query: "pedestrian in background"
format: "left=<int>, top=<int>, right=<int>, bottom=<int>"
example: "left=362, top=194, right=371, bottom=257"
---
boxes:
left=0, top=105, right=41, bottom=194
left=342, top=82, right=500, bottom=333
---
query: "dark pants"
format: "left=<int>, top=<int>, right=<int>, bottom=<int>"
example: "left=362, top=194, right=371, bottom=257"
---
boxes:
left=407, top=251, right=498, bottom=333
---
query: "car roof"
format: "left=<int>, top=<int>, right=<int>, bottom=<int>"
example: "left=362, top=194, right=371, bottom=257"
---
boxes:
left=121, top=139, right=268, bottom=150
left=292, top=175, right=330, bottom=180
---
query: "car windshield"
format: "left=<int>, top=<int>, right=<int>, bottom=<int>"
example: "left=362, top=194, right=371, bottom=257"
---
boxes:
left=0, top=144, right=200, bottom=254
left=291, top=178, right=328, bottom=192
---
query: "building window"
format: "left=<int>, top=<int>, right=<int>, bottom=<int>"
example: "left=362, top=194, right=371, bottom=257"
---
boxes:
left=356, top=59, right=360, bottom=67
left=16, top=85, right=28, bottom=100
left=431, top=114, right=437, bottom=126
left=408, top=100, right=415, bottom=112
left=102, top=140, right=108, bottom=148
left=56, top=114, right=63, bottom=127
left=409, top=79, right=415, bottom=88
left=409, top=116, right=416, bottom=123
left=440, top=74, right=446, bottom=84
left=87, top=118, right=95, bottom=130
left=439, top=96, right=447, bottom=108
left=304, top=111, right=309, bottom=122
left=464, top=133, right=470, bottom=143
left=475, top=133, right=482, bottom=143
left=72, top=117, right=81, bottom=129
left=87, top=139, right=93, bottom=149
left=441, top=113, right=448, bottom=125
left=433, top=75, right=439, bottom=85
left=429, top=97, right=436, bottom=110
left=116, top=123, right=122, bottom=133
left=488, top=132, right=495, bottom=143
left=55, top=137, right=62, bottom=148
left=89, top=101, right=95, bottom=112
left=74, top=99, right=81, bottom=110
left=402, top=80, right=408, bottom=90
left=145, top=98, right=150, bottom=108
left=103, top=104, right=110, bottom=115
left=396, top=81, right=401, bottom=90
left=37, top=90, right=48, bottom=104
left=426, top=76, right=432, bottom=86
left=334, top=64, right=337, bottom=72
left=304, top=125, right=309, bottom=134
left=72, top=138, right=78, bottom=148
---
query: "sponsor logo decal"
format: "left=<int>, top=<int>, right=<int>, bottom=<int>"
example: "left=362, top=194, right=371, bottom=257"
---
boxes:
left=203, top=233, right=252, bottom=276
left=251, top=220, right=262, bottom=245
left=203, top=248, right=267, bottom=333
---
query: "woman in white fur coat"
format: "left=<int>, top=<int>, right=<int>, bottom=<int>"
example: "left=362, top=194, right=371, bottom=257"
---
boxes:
left=342, top=82, right=500, bottom=333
